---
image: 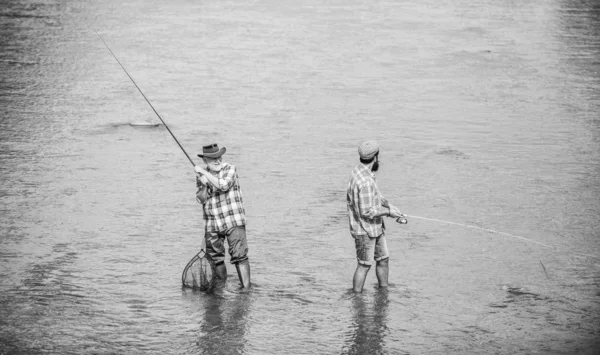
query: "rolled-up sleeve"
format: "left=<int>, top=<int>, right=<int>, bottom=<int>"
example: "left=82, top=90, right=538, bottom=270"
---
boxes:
left=357, top=183, right=375, bottom=218
left=358, top=181, right=382, bottom=238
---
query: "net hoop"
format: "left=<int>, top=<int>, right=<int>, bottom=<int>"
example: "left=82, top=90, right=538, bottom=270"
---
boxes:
left=182, top=249, right=216, bottom=291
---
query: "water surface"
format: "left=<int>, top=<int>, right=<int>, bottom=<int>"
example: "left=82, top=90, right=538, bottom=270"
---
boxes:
left=1, top=0, right=599, bottom=354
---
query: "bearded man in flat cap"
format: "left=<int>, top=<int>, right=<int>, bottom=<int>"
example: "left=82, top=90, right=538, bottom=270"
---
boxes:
left=346, top=140, right=406, bottom=293
left=195, top=143, right=250, bottom=288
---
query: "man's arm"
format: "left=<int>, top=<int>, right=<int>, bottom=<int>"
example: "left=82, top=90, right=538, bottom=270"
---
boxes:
left=196, top=174, right=209, bottom=204
left=368, top=203, right=404, bottom=219
left=358, top=184, right=388, bottom=219
left=194, top=164, right=236, bottom=191
left=364, top=205, right=392, bottom=219
left=361, top=188, right=403, bottom=219
left=381, top=197, right=389, bottom=208
left=386, top=204, right=405, bottom=219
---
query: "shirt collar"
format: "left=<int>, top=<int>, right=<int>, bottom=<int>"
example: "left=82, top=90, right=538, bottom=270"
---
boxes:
left=357, top=163, right=376, bottom=180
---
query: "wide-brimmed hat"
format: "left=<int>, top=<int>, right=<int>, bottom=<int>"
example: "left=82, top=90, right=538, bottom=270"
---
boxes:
left=197, top=143, right=226, bottom=158
left=358, top=140, right=379, bottom=160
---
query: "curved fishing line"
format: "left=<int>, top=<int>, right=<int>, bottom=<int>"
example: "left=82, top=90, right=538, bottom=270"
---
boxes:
left=95, top=31, right=196, bottom=167
left=406, top=215, right=554, bottom=249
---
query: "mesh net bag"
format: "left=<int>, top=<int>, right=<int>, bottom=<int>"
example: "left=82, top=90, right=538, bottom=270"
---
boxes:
left=182, top=249, right=216, bottom=291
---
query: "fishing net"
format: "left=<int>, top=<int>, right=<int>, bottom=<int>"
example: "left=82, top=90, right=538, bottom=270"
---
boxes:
left=182, top=249, right=216, bottom=291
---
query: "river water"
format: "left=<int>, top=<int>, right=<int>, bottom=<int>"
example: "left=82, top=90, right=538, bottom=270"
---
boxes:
left=1, top=0, right=599, bottom=354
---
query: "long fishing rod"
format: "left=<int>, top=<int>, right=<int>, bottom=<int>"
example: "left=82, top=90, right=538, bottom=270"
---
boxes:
left=95, top=31, right=196, bottom=167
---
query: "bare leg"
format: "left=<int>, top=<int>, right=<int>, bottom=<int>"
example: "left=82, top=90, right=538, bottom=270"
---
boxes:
left=375, top=258, right=389, bottom=288
left=235, top=259, right=251, bottom=288
left=353, top=264, right=371, bottom=293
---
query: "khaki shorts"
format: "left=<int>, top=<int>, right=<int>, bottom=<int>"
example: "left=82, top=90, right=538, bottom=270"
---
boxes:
left=354, top=233, right=389, bottom=266
left=205, top=226, right=249, bottom=265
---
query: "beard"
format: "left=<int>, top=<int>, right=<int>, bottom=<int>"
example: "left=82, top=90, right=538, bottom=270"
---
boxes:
left=371, top=157, right=379, bottom=172
left=205, top=160, right=223, bottom=172
left=208, top=164, right=222, bottom=172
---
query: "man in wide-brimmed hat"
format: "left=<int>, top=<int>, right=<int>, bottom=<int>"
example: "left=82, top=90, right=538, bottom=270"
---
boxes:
left=346, top=140, right=406, bottom=293
left=195, top=143, right=250, bottom=288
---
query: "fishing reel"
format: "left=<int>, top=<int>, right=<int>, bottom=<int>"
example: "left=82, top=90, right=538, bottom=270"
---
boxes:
left=396, top=214, right=408, bottom=224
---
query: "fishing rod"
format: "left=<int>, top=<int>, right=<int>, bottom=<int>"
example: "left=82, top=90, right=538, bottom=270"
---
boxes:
left=95, top=31, right=196, bottom=168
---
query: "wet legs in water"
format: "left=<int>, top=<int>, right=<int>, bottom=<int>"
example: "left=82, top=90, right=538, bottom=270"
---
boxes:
left=353, top=258, right=389, bottom=293
left=235, top=260, right=251, bottom=288
left=215, top=262, right=227, bottom=281
left=214, top=260, right=251, bottom=288
left=375, top=258, right=389, bottom=287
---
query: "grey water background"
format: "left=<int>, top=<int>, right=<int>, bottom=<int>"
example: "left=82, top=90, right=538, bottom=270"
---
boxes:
left=1, top=0, right=599, bottom=353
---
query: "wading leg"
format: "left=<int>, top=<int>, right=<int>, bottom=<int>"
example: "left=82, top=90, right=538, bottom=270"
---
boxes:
left=375, top=258, right=389, bottom=288
left=214, top=262, right=227, bottom=280
left=353, top=264, right=371, bottom=293
left=235, top=259, right=251, bottom=288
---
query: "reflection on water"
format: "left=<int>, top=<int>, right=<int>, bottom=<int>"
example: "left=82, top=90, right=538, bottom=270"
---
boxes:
left=187, top=285, right=252, bottom=355
left=343, top=289, right=390, bottom=355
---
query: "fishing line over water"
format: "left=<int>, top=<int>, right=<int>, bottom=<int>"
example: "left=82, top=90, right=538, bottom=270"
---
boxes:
left=406, top=215, right=554, bottom=248
left=407, top=215, right=599, bottom=259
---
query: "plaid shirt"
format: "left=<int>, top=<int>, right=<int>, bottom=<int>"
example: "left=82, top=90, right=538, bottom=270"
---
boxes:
left=196, top=162, right=246, bottom=232
left=346, top=163, right=385, bottom=238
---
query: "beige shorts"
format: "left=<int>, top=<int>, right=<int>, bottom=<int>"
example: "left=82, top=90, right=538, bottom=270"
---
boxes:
left=354, top=233, right=389, bottom=266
